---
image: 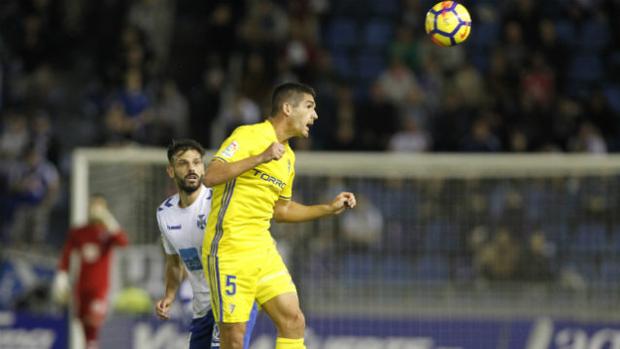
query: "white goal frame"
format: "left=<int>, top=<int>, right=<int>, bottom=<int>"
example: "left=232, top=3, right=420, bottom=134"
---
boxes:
left=71, top=148, right=620, bottom=290
left=69, top=148, right=620, bottom=341
left=72, top=147, right=620, bottom=228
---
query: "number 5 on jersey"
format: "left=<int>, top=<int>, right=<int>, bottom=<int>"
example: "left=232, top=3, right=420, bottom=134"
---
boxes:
left=225, top=275, right=237, bottom=295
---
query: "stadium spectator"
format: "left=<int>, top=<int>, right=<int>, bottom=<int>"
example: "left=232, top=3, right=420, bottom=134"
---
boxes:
left=13, top=13, right=53, bottom=73
left=502, top=0, right=541, bottom=48
left=568, top=121, right=608, bottom=154
left=205, top=2, right=243, bottom=63
left=520, top=53, right=555, bottom=110
left=6, top=144, right=59, bottom=247
left=52, top=194, right=129, bottom=349
left=419, top=32, right=466, bottom=73
left=330, top=84, right=357, bottom=151
left=239, top=51, right=274, bottom=109
left=517, top=230, right=556, bottom=282
left=150, top=79, right=190, bottom=143
left=0, top=110, right=30, bottom=160
left=283, top=15, right=320, bottom=83
left=486, top=49, right=518, bottom=116
left=475, top=227, right=521, bottom=282
left=114, top=68, right=151, bottom=119
left=452, top=62, right=487, bottom=108
left=376, top=56, right=419, bottom=107
left=220, top=92, right=262, bottom=137
left=536, top=19, right=567, bottom=86
left=29, top=110, right=60, bottom=164
left=550, top=97, right=582, bottom=151
left=103, top=102, right=134, bottom=145
left=101, top=25, right=153, bottom=85
left=585, top=88, right=618, bottom=148
left=103, top=69, right=152, bottom=144
left=239, top=0, right=289, bottom=48
left=408, top=55, right=443, bottom=125
left=357, top=82, right=399, bottom=150
left=127, top=0, right=174, bottom=73
left=310, top=49, right=340, bottom=96
left=189, top=54, right=226, bottom=148
left=22, top=64, right=66, bottom=110
left=507, top=129, right=529, bottom=152
left=399, top=0, right=426, bottom=32
left=389, top=24, right=422, bottom=72
left=339, top=194, right=383, bottom=253
left=500, top=21, right=528, bottom=75
left=388, top=117, right=431, bottom=152
left=461, top=116, right=502, bottom=152
left=431, top=91, right=470, bottom=151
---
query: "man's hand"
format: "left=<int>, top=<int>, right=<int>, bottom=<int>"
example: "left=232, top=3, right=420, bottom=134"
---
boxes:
left=51, top=271, right=70, bottom=305
left=260, top=142, right=285, bottom=163
left=90, top=201, right=120, bottom=232
left=330, top=192, right=357, bottom=215
left=155, top=296, right=175, bottom=320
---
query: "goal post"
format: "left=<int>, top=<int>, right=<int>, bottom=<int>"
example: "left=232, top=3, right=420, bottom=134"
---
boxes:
left=71, top=147, right=169, bottom=227
left=72, top=148, right=620, bottom=242
left=71, top=147, right=620, bottom=346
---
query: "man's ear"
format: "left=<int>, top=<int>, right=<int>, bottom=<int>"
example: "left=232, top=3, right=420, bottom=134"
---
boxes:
left=166, top=164, right=174, bottom=179
left=282, top=102, right=292, bottom=116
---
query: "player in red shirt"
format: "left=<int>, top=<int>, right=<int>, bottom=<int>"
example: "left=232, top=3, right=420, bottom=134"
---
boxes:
left=52, top=194, right=129, bottom=349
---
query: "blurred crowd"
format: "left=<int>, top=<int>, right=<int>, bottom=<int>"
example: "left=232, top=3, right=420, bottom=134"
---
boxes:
left=1, top=0, right=619, bottom=252
left=290, top=175, right=618, bottom=289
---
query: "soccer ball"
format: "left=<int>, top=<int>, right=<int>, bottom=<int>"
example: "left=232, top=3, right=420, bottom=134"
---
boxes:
left=425, top=1, right=472, bottom=47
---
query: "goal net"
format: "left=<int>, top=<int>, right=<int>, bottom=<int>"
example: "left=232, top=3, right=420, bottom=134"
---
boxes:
left=72, top=148, right=620, bottom=348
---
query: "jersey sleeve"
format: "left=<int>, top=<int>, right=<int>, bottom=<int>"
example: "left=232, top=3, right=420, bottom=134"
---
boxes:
left=58, top=229, right=77, bottom=271
left=213, top=126, right=253, bottom=163
left=161, top=233, right=176, bottom=255
left=110, top=229, right=129, bottom=247
left=156, top=212, right=176, bottom=255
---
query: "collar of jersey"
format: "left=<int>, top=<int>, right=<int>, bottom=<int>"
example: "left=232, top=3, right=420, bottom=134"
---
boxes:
left=177, top=185, right=206, bottom=210
left=262, top=119, right=278, bottom=142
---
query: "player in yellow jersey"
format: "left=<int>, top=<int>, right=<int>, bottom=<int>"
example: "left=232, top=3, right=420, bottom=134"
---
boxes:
left=203, top=82, right=356, bottom=349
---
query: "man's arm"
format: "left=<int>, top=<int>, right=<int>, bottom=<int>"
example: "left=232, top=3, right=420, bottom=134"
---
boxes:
left=52, top=229, right=77, bottom=304
left=155, top=254, right=186, bottom=320
left=57, top=230, right=75, bottom=272
left=92, top=204, right=129, bottom=247
left=274, top=192, right=356, bottom=223
left=204, top=142, right=285, bottom=187
left=109, top=230, right=129, bottom=247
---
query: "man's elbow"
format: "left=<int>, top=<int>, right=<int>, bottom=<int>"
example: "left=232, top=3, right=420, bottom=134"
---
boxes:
left=273, top=209, right=289, bottom=223
left=273, top=213, right=284, bottom=223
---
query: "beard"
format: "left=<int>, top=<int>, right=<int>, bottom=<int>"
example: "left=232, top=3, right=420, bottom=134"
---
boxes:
left=175, top=174, right=203, bottom=194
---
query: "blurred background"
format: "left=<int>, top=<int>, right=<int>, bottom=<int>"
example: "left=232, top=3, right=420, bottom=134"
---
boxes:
left=1, top=0, right=620, bottom=348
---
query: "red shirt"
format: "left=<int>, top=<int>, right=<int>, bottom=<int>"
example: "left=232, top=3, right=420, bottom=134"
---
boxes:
left=58, top=223, right=128, bottom=296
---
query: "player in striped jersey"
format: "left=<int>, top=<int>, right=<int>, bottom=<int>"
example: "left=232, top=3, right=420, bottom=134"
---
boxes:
left=155, top=139, right=257, bottom=349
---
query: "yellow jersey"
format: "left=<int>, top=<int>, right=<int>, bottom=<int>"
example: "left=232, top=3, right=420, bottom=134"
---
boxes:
left=204, top=120, right=295, bottom=256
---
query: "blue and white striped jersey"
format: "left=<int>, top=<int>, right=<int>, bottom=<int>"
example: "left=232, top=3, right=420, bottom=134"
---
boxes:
left=156, top=185, right=213, bottom=318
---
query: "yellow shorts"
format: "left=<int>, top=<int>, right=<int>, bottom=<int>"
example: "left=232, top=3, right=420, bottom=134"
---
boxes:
left=206, top=244, right=297, bottom=323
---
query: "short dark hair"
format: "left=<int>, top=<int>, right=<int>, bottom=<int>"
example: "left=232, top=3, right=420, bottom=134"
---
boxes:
left=167, top=139, right=205, bottom=163
left=270, top=82, right=316, bottom=116
left=90, top=193, right=107, bottom=201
